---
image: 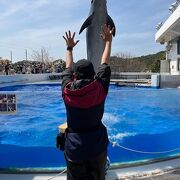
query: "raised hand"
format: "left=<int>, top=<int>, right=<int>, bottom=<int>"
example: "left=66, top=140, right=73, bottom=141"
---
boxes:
left=100, top=24, right=114, bottom=42
left=63, top=31, right=79, bottom=49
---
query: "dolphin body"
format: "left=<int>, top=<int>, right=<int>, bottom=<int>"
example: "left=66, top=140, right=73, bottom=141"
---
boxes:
left=79, top=0, right=116, bottom=72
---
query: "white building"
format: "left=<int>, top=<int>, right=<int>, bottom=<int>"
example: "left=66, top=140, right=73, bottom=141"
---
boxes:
left=155, top=1, right=180, bottom=75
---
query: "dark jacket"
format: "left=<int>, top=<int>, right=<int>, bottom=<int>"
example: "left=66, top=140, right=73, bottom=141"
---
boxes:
left=62, top=63, right=111, bottom=161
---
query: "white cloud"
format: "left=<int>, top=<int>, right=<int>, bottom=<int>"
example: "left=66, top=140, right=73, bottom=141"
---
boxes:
left=0, top=3, right=25, bottom=20
left=0, top=0, right=171, bottom=61
left=118, top=32, right=152, bottom=40
left=0, top=0, right=88, bottom=61
left=0, top=19, right=86, bottom=61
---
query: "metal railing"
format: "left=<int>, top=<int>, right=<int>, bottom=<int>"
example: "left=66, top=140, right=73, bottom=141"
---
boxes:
left=111, top=72, right=158, bottom=80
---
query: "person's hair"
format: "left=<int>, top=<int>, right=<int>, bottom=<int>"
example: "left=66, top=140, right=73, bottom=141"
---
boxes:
left=74, top=59, right=95, bottom=79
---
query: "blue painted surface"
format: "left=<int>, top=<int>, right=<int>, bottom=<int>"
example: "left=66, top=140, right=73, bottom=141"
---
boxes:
left=0, top=84, right=180, bottom=168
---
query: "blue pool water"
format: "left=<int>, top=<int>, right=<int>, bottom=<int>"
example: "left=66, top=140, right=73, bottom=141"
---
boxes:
left=0, top=84, right=180, bottom=170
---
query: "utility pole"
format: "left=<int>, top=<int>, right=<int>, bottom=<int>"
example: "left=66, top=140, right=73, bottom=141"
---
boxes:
left=41, top=49, right=44, bottom=63
left=10, top=51, right=13, bottom=63
left=25, top=49, right=28, bottom=61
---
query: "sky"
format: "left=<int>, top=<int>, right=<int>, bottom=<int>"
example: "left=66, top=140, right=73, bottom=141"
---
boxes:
left=0, top=0, right=175, bottom=62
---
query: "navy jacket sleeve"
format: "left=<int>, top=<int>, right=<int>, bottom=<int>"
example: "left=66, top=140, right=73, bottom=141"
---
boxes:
left=61, top=68, right=73, bottom=91
left=96, top=63, right=111, bottom=93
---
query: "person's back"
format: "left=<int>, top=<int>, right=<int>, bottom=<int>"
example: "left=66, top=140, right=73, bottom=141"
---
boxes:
left=62, top=61, right=110, bottom=162
left=5, top=63, right=10, bottom=75
left=61, top=24, right=114, bottom=180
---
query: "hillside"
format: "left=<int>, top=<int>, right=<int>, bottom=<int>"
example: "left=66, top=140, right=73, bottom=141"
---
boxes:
left=110, top=51, right=166, bottom=73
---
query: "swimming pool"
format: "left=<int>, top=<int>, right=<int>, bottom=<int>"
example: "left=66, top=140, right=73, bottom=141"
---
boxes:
left=0, top=84, right=180, bottom=172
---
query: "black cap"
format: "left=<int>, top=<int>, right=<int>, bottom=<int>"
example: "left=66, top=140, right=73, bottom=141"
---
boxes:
left=74, top=60, right=95, bottom=79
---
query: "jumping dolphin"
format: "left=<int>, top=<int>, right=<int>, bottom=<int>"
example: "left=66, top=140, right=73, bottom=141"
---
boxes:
left=79, top=0, right=116, bottom=72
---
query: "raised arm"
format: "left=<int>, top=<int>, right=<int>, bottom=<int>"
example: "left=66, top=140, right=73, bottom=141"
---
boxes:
left=100, top=24, right=114, bottom=65
left=63, top=31, right=79, bottom=68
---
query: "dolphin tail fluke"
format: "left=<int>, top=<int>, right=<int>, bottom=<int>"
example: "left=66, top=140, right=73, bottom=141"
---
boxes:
left=107, top=15, right=116, bottom=36
left=79, top=13, right=94, bottom=34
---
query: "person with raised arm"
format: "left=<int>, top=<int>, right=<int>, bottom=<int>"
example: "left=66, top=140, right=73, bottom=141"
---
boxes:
left=60, top=24, right=114, bottom=180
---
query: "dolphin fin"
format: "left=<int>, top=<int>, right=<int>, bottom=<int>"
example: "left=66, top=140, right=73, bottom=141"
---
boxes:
left=107, top=15, right=116, bottom=36
left=79, top=13, right=94, bottom=34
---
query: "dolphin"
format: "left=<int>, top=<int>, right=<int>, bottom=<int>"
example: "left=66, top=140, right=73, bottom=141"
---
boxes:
left=79, top=0, right=116, bottom=72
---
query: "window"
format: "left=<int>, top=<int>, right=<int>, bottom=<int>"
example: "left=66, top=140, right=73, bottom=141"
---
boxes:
left=177, top=37, right=180, bottom=55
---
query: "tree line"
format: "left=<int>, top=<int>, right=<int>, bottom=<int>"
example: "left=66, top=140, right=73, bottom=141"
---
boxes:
left=0, top=50, right=165, bottom=74
left=110, top=51, right=166, bottom=73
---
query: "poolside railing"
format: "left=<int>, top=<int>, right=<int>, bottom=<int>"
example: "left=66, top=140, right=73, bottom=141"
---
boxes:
left=111, top=72, right=159, bottom=80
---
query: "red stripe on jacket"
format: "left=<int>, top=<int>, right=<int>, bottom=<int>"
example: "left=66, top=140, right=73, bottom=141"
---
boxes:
left=63, top=80, right=107, bottom=109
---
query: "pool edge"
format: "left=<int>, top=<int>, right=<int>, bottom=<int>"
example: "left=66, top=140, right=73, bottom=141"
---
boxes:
left=0, top=155, right=179, bottom=174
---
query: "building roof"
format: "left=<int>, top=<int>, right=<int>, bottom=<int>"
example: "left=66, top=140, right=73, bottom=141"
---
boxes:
left=155, top=5, right=180, bottom=43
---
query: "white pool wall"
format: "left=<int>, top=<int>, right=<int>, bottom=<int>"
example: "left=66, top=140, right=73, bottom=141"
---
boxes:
left=151, top=74, right=160, bottom=88
left=0, top=73, right=61, bottom=87
left=160, top=75, right=180, bottom=88
left=1, top=73, right=180, bottom=88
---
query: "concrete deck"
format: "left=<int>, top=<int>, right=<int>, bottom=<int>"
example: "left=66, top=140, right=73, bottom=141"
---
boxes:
left=0, top=158, right=180, bottom=180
